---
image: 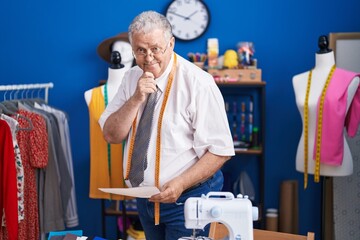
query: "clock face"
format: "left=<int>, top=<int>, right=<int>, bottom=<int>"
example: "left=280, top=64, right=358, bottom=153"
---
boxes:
left=165, top=0, right=210, bottom=41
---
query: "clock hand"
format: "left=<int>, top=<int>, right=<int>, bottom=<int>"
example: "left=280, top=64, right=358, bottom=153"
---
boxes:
left=186, top=11, right=198, bottom=19
left=189, top=20, right=204, bottom=28
left=167, top=11, right=188, bottom=20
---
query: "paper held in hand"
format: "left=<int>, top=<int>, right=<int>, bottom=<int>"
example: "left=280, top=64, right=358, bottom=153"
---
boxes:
left=99, top=186, right=160, bottom=198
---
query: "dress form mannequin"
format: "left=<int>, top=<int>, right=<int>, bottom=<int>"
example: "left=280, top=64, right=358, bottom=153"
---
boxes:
left=85, top=33, right=134, bottom=200
left=293, top=36, right=360, bottom=178
left=84, top=40, right=133, bottom=105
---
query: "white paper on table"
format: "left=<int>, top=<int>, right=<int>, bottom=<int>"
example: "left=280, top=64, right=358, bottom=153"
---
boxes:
left=99, top=186, right=160, bottom=198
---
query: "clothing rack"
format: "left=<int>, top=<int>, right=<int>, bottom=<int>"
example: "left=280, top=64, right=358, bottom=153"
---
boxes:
left=0, top=82, right=54, bottom=103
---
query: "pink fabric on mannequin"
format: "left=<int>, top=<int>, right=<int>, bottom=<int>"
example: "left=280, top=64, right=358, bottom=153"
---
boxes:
left=345, top=79, right=360, bottom=137
left=313, top=68, right=360, bottom=166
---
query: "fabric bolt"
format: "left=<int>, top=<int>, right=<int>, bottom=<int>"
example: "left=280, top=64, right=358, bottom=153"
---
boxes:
left=88, top=86, right=128, bottom=200
left=0, top=119, right=18, bottom=240
left=313, top=68, right=360, bottom=166
left=99, top=53, right=235, bottom=188
left=128, top=89, right=159, bottom=187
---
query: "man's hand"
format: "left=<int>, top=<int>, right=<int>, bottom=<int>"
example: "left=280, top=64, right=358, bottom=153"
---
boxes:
left=148, top=152, right=230, bottom=203
left=133, top=71, right=157, bottom=103
left=149, top=177, right=185, bottom=203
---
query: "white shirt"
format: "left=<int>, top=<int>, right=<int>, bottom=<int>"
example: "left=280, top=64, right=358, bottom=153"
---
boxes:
left=99, top=53, right=235, bottom=187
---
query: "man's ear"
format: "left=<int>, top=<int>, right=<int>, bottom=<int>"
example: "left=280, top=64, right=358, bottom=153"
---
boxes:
left=170, top=36, right=175, bottom=50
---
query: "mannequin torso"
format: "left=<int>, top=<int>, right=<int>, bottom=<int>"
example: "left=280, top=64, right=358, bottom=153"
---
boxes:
left=85, top=39, right=134, bottom=199
left=84, top=40, right=134, bottom=105
left=293, top=51, right=359, bottom=177
left=84, top=66, right=130, bottom=105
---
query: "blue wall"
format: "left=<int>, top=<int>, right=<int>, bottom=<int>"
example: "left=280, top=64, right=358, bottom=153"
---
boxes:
left=1, top=0, right=359, bottom=238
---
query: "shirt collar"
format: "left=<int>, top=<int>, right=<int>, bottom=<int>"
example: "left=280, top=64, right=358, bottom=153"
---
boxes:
left=155, top=53, right=175, bottom=93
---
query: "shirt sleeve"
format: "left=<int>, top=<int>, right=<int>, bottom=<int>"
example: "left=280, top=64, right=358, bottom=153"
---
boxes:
left=192, top=80, right=235, bottom=157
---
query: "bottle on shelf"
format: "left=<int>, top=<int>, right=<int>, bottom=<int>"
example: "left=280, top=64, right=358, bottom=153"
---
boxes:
left=252, top=126, right=260, bottom=149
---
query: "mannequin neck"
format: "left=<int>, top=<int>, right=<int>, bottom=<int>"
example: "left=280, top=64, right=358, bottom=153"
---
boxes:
left=106, top=60, right=132, bottom=87
left=314, top=51, right=335, bottom=69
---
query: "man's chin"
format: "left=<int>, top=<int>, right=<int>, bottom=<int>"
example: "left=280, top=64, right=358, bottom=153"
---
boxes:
left=144, top=66, right=160, bottom=77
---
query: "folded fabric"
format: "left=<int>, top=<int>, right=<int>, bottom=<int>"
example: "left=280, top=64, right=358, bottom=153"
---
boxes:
left=313, top=68, right=360, bottom=166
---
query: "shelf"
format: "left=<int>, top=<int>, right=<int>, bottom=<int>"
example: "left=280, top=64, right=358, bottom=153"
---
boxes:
left=103, top=200, right=139, bottom=216
left=104, top=208, right=139, bottom=216
left=216, top=80, right=266, bottom=229
left=102, top=199, right=139, bottom=239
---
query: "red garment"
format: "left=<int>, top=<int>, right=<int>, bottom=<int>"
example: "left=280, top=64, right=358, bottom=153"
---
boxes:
left=17, top=110, right=48, bottom=240
left=0, top=119, right=18, bottom=240
left=1, top=110, right=48, bottom=240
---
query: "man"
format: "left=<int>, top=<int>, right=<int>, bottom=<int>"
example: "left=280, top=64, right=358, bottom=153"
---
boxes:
left=99, top=10, right=234, bottom=239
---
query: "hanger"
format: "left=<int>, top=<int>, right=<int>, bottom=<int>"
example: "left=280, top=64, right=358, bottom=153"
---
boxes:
left=19, top=88, right=35, bottom=107
left=24, top=88, right=46, bottom=105
left=2, top=100, right=19, bottom=112
left=16, top=113, right=33, bottom=131
left=0, top=104, right=33, bottom=131
left=2, top=88, right=20, bottom=112
left=0, top=102, right=16, bottom=115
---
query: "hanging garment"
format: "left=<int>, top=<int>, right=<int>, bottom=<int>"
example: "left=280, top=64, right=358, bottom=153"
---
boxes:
left=88, top=86, right=127, bottom=200
left=0, top=83, right=76, bottom=239
left=8, top=109, right=48, bottom=240
left=32, top=107, right=66, bottom=234
left=37, top=103, right=78, bottom=228
left=1, top=114, right=25, bottom=223
left=0, top=119, right=18, bottom=240
left=17, top=101, right=77, bottom=235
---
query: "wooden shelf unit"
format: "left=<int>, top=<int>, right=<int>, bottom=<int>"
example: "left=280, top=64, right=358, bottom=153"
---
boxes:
left=101, top=199, right=139, bottom=239
left=217, top=81, right=266, bottom=228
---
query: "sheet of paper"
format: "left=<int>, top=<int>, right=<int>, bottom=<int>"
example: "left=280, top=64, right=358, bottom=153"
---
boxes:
left=99, top=186, right=160, bottom=198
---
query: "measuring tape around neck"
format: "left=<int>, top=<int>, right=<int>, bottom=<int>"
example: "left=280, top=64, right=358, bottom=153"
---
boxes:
left=125, top=54, right=178, bottom=224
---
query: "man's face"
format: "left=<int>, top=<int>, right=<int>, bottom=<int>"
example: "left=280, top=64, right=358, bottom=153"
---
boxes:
left=131, top=29, right=174, bottom=79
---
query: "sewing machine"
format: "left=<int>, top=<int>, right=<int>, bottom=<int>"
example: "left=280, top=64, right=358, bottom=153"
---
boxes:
left=184, top=192, right=258, bottom=240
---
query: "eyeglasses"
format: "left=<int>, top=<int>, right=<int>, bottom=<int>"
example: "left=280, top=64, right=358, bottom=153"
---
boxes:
left=132, top=41, right=170, bottom=58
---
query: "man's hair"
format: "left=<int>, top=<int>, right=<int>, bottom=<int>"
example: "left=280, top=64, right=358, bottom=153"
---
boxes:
left=128, top=11, right=173, bottom=44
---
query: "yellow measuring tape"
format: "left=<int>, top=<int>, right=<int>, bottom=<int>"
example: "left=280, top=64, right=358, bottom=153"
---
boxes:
left=304, top=70, right=311, bottom=189
left=304, top=65, right=335, bottom=188
left=125, top=54, right=177, bottom=224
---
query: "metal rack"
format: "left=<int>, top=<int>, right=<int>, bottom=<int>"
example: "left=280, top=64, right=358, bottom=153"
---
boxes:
left=0, top=82, right=54, bottom=103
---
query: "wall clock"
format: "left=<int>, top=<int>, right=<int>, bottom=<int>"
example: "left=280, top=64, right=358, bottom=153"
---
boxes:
left=165, top=0, right=210, bottom=41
